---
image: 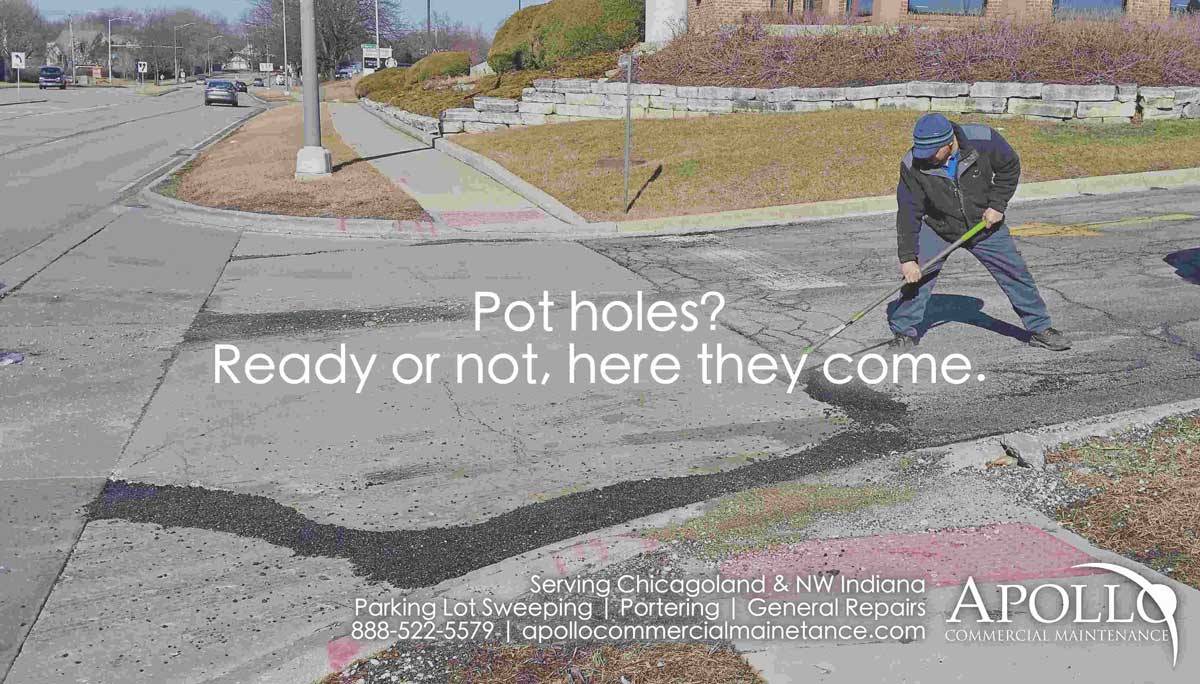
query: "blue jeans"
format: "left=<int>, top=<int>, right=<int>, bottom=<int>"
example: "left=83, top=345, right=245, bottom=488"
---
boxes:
left=888, top=222, right=1052, bottom=339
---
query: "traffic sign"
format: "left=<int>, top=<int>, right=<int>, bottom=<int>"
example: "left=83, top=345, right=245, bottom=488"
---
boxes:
left=259, top=62, right=274, bottom=72
left=385, top=57, right=398, bottom=68
left=362, top=46, right=392, bottom=59
left=11, top=52, right=25, bottom=69
left=137, top=61, right=148, bottom=73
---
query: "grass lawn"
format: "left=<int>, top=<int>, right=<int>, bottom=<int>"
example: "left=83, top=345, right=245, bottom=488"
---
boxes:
left=454, top=111, right=1200, bottom=222
left=648, top=482, right=911, bottom=559
left=1049, top=412, right=1200, bottom=589
left=170, top=103, right=427, bottom=220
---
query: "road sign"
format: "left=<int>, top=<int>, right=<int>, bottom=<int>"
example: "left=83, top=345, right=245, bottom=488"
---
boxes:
left=137, top=61, right=148, bottom=73
left=11, top=52, right=25, bottom=69
left=92, top=66, right=102, bottom=79
left=385, top=58, right=398, bottom=68
left=362, top=46, right=392, bottom=59
left=361, top=43, right=377, bottom=49
left=259, top=62, right=274, bottom=72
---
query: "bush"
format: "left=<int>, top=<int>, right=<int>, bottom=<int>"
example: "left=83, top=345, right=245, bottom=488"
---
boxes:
left=639, top=17, right=1200, bottom=87
left=488, top=0, right=643, bottom=73
left=355, top=51, right=471, bottom=100
left=409, top=51, right=472, bottom=81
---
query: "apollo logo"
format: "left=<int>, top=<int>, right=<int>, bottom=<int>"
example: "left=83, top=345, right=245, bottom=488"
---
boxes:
left=947, top=562, right=1179, bottom=667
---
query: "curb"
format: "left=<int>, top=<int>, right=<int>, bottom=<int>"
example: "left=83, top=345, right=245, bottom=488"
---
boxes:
left=612, top=166, right=1200, bottom=235
left=936, top=396, right=1200, bottom=473
left=355, top=100, right=591, bottom=226
left=0, top=99, right=48, bottom=106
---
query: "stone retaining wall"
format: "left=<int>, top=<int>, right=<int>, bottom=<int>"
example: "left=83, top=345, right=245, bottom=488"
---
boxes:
left=370, top=80, right=1200, bottom=136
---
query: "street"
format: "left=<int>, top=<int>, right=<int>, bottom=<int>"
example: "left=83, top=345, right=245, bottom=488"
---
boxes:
left=2, top=87, right=1199, bottom=683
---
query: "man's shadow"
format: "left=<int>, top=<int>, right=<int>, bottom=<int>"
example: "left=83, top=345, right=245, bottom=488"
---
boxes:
left=886, top=293, right=1029, bottom=342
left=1165, top=248, right=1200, bottom=285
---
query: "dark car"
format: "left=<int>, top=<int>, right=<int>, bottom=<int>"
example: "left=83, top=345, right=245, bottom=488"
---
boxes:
left=252, top=77, right=265, bottom=87
left=204, top=80, right=238, bottom=106
left=334, top=68, right=353, bottom=80
left=38, top=66, right=66, bottom=90
left=233, top=80, right=248, bottom=92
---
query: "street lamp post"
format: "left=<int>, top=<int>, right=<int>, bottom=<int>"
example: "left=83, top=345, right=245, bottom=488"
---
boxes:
left=208, top=35, right=223, bottom=74
left=295, top=0, right=331, bottom=179
left=108, top=16, right=132, bottom=82
left=173, top=22, right=194, bottom=83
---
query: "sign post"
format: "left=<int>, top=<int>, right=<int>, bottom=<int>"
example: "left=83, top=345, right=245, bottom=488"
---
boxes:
left=137, top=60, right=147, bottom=86
left=619, top=52, right=634, bottom=213
left=12, top=52, right=25, bottom=102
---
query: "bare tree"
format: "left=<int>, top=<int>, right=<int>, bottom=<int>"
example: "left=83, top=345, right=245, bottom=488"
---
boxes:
left=1, top=0, right=51, bottom=72
left=244, top=0, right=404, bottom=75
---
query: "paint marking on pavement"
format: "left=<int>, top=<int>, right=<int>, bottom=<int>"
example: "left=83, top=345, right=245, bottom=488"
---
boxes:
left=720, top=522, right=1101, bottom=589
left=693, top=244, right=846, bottom=291
left=1012, top=213, right=1195, bottom=237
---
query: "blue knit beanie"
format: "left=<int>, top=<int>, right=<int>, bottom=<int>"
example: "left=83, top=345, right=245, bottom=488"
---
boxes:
left=912, top=113, right=954, bottom=158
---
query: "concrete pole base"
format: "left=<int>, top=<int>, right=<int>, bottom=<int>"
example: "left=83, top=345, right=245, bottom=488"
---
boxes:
left=295, top=146, right=333, bottom=179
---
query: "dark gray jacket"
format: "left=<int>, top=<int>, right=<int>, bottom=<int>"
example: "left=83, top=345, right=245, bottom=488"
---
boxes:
left=895, top=122, right=1021, bottom=262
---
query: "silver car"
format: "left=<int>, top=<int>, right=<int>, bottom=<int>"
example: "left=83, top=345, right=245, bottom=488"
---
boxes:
left=204, top=80, right=238, bottom=107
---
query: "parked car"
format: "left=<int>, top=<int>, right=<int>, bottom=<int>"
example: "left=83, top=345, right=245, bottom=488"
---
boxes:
left=38, top=66, right=66, bottom=90
left=334, top=68, right=353, bottom=80
left=204, top=80, right=238, bottom=107
left=233, top=80, right=248, bottom=92
left=252, top=77, right=265, bottom=87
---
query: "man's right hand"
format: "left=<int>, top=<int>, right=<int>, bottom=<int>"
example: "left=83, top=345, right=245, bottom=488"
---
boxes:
left=900, top=261, right=922, bottom=284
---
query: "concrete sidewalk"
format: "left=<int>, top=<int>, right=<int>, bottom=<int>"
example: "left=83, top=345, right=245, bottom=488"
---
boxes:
left=328, top=103, right=571, bottom=233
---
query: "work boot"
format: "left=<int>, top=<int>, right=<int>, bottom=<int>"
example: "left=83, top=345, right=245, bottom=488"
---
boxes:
left=889, top=333, right=918, bottom=351
left=1029, top=327, right=1071, bottom=351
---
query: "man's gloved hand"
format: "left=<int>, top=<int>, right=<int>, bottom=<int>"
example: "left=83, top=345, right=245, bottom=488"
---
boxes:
left=983, top=208, right=1004, bottom=228
left=900, top=261, right=922, bottom=284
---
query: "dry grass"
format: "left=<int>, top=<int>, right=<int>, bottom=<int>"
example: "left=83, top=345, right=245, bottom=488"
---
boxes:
left=249, top=87, right=294, bottom=102
left=455, top=111, right=1200, bottom=221
left=172, top=103, right=427, bottom=220
left=322, top=76, right=360, bottom=102
left=648, top=482, right=910, bottom=558
left=1049, top=412, right=1200, bottom=588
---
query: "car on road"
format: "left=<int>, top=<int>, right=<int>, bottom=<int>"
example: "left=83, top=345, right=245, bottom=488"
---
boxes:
left=38, top=66, right=66, bottom=90
left=233, top=80, right=248, bottom=92
left=252, top=77, right=265, bottom=87
left=334, top=68, right=354, bottom=80
left=204, top=80, right=238, bottom=107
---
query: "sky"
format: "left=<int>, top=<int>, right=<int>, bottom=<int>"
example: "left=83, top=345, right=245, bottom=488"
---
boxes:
left=33, top=0, right=550, bottom=35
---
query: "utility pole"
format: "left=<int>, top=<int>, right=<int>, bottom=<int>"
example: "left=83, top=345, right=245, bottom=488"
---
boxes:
left=108, top=16, right=132, bottom=82
left=374, top=0, right=380, bottom=65
left=174, top=22, right=194, bottom=83
left=282, top=0, right=290, bottom=93
left=427, top=0, right=432, bottom=53
left=295, top=0, right=331, bottom=179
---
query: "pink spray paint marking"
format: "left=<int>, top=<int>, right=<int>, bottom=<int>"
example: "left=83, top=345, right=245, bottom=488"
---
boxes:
left=393, top=220, right=405, bottom=235
left=326, top=637, right=361, bottom=671
left=721, top=523, right=1101, bottom=593
left=439, top=209, right=546, bottom=228
left=337, top=217, right=348, bottom=234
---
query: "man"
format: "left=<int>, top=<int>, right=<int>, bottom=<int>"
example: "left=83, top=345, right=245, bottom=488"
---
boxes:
left=890, top=113, right=1070, bottom=352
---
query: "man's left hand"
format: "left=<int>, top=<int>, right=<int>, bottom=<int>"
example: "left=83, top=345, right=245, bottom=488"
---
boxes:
left=983, top=208, right=1004, bottom=228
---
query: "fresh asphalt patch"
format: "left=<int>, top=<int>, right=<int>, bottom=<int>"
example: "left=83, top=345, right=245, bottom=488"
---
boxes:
left=182, top=303, right=473, bottom=343
left=87, top=424, right=908, bottom=589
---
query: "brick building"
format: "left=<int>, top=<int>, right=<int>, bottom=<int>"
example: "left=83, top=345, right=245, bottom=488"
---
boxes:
left=646, top=0, right=1177, bottom=39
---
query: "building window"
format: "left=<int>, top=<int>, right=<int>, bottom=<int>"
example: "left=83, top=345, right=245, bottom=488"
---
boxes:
left=906, top=0, right=986, bottom=15
left=847, top=0, right=875, bottom=15
left=769, top=0, right=818, bottom=12
left=1052, top=0, right=1127, bottom=17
